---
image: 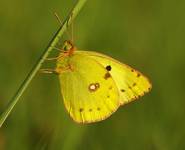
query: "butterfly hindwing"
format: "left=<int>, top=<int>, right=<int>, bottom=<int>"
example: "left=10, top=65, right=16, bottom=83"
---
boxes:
left=57, top=53, right=120, bottom=123
left=76, top=51, right=152, bottom=105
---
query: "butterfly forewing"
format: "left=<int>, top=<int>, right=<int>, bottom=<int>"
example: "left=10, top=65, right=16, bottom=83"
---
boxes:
left=76, top=51, right=152, bottom=105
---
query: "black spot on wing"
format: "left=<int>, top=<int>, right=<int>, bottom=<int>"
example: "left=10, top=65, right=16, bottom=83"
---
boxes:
left=137, top=73, right=141, bottom=77
left=104, top=72, right=111, bottom=80
left=79, top=108, right=84, bottom=112
left=106, top=65, right=112, bottom=71
left=88, top=83, right=100, bottom=92
left=109, top=86, right=113, bottom=90
left=133, top=83, right=137, bottom=87
left=121, top=89, right=125, bottom=92
left=95, top=83, right=100, bottom=88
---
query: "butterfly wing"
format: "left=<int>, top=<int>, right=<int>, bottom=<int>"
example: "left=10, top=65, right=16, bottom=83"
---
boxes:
left=76, top=51, right=152, bottom=105
left=57, top=53, right=120, bottom=123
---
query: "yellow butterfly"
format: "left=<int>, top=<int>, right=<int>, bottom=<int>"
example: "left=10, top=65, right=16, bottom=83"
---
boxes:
left=43, top=40, right=152, bottom=124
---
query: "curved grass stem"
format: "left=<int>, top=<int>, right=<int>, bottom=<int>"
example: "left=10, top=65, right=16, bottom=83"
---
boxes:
left=0, top=0, right=87, bottom=128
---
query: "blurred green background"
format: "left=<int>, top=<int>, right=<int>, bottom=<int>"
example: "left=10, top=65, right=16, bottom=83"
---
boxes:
left=0, top=0, right=185, bottom=149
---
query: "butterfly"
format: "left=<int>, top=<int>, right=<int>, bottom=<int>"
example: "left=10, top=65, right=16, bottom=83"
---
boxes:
left=42, top=40, right=152, bottom=124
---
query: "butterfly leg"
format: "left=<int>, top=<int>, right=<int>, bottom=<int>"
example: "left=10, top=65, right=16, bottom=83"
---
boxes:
left=40, top=64, right=73, bottom=75
left=44, top=45, right=68, bottom=61
left=49, top=46, right=66, bottom=52
left=45, top=53, right=66, bottom=61
left=53, top=12, right=71, bottom=40
left=45, top=56, right=60, bottom=61
left=39, top=69, right=59, bottom=74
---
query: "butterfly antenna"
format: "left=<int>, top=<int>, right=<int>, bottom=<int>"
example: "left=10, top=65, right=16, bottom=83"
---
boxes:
left=54, top=12, right=71, bottom=41
left=71, top=13, right=74, bottom=44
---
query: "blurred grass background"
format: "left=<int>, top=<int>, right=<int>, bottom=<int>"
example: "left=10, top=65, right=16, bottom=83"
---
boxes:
left=0, top=0, right=185, bottom=149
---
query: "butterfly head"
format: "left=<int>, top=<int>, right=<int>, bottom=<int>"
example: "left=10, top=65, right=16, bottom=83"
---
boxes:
left=62, top=40, right=76, bottom=55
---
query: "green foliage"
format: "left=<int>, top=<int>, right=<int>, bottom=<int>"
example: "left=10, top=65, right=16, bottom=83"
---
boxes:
left=0, top=0, right=185, bottom=150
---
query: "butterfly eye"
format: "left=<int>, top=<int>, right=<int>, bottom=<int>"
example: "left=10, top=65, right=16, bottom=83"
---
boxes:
left=63, top=40, right=73, bottom=50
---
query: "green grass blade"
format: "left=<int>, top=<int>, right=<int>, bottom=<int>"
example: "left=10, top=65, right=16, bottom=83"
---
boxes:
left=0, top=0, right=87, bottom=128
